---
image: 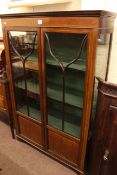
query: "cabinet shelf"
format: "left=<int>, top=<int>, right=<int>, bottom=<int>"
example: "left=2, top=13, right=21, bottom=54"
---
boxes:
left=15, top=79, right=84, bottom=108
left=46, top=58, right=86, bottom=72
left=48, top=114, right=81, bottom=138
left=11, top=55, right=38, bottom=71
left=25, top=61, right=38, bottom=71
left=17, top=104, right=41, bottom=121
left=11, top=54, right=38, bottom=62
left=47, top=86, right=83, bottom=108
left=15, top=79, right=39, bottom=94
left=12, top=54, right=86, bottom=72
left=47, top=98, right=82, bottom=137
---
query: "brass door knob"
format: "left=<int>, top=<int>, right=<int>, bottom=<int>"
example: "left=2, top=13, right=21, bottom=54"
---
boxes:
left=103, top=149, right=109, bottom=161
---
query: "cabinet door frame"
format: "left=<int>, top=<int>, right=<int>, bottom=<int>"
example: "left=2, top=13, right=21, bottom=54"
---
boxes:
left=41, top=27, right=98, bottom=169
left=3, top=26, right=45, bottom=147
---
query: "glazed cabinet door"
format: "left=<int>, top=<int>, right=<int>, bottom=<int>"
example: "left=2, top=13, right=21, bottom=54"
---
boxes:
left=41, top=28, right=97, bottom=169
left=5, top=28, right=44, bottom=147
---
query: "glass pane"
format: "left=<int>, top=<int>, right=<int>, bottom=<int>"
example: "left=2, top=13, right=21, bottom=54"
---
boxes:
left=45, top=32, right=87, bottom=138
left=90, top=33, right=112, bottom=131
left=9, top=31, right=41, bottom=121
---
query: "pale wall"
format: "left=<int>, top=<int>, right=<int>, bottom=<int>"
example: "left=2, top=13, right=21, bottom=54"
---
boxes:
left=81, top=0, right=117, bottom=83
left=81, top=0, right=107, bottom=10
left=104, top=0, right=117, bottom=83
left=0, top=0, right=117, bottom=84
left=34, top=1, right=81, bottom=12
left=0, top=1, right=33, bottom=37
left=0, top=0, right=81, bottom=36
left=108, top=18, right=117, bottom=83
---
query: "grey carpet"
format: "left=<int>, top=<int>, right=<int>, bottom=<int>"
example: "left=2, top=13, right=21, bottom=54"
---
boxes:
left=0, top=121, right=76, bottom=175
left=0, top=152, right=32, bottom=175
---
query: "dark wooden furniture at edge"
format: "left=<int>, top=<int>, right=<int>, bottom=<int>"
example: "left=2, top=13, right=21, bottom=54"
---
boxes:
left=0, top=39, right=14, bottom=138
left=89, top=78, right=117, bottom=175
left=0, top=10, right=116, bottom=175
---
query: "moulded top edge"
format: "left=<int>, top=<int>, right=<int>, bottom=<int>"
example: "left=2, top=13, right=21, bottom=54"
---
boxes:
left=0, top=10, right=116, bottom=19
left=97, top=77, right=117, bottom=89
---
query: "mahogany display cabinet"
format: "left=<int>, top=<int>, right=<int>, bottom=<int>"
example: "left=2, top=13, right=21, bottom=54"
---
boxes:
left=0, top=11, right=116, bottom=174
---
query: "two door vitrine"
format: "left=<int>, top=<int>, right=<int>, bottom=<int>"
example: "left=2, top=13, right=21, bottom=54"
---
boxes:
left=0, top=10, right=116, bottom=174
